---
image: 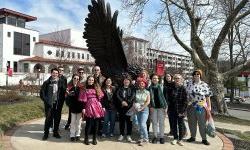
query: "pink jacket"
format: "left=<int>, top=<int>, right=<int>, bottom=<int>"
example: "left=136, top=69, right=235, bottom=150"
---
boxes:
left=79, top=88, right=104, bottom=118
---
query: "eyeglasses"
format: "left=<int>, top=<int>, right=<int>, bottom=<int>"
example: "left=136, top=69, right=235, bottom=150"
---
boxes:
left=79, top=71, right=84, bottom=74
left=73, top=78, right=79, bottom=80
left=59, top=69, right=64, bottom=71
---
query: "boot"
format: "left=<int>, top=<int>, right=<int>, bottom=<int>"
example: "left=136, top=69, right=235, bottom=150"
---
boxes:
left=84, top=135, right=89, bottom=145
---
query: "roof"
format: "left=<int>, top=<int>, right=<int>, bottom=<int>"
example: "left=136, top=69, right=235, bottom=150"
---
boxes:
left=19, top=56, right=95, bottom=65
left=123, top=36, right=149, bottom=43
left=36, top=39, right=88, bottom=51
left=148, top=48, right=190, bottom=58
left=0, top=8, right=37, bottom=22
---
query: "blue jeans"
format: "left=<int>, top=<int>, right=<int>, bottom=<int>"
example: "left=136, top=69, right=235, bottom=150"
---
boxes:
left=136, top=107, right=149, bottom=140
left=102, top=109, right=116, bottom=135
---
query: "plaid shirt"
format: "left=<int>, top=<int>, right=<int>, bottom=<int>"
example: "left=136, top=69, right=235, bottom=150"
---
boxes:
left=168, top=85, right=188, bottom=114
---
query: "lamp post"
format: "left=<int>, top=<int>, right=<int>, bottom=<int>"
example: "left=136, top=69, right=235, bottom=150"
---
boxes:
left=37, top=68, right=41, bottom=86
left=6, top=62, right=9, bottom=87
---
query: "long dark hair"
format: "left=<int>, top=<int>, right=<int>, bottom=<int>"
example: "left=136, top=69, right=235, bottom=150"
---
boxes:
left=85, top=75, right=102, bottom=97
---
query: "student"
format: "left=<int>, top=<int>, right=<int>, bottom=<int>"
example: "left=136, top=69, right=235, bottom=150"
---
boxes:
left=148, top=74, right=168, bottom=144
left=168, top=74, right=187, bottom=146
left=80, top=75, right=104, bottom=145
left=101, top=77, right=116, bottom=137
left=40, top=68, right=65, bottom=140
left=115, top=75, right=135, bottom=142
left=65, top=74, right=84, bottom=141
left=185, top=70, right=212, bottom=145
left=135, top=78, right=150, bottom=146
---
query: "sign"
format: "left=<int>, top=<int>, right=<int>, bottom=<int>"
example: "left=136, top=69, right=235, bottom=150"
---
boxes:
left=155, top=60, right=165, bottom=76
left=7, top=68, right=13, bottom=77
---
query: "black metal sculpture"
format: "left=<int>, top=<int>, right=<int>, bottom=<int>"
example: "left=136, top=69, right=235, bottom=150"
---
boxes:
left=83, top=0, right=142, bottom=83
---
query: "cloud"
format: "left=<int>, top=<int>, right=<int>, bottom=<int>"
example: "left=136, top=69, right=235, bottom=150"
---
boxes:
left=1, top=0, right=187, bottom=55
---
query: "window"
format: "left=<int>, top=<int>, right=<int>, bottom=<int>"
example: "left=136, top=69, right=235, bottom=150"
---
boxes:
left=61, top=51, right=64, bottom=57
left=72, top=52, right=75, bottom=58
left=7, top=17, right=16, bottom=26
left=82, top=53, right=84, bottom=59
left=13, top=32, right=30, bottom=56
left=14, top=61, right=18, bottom=72
left=17, top=19, right=25, bottom=28
left=56, top=50, right=60, bottom=57
left=47, top=50, right=52, bottom=55
left=0, top=17, right=6, bottom=24
left=33, top=37, right=36, bottom=42
left=67, top=52, right=70, bottom=58
left=87, top=54, right=89, bottom=60
left=23, top=63, right=29, bottom=72
left=7, top=32, right=11, bottom=37
left=77, top=53, right=80, bottom=59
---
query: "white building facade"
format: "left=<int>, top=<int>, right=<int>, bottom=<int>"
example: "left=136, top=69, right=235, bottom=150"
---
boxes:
left=0, top=8, right=95, bottom=86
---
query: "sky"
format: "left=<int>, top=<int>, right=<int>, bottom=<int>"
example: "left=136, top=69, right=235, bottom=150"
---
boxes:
left=1, top=0, right=187, bottom=54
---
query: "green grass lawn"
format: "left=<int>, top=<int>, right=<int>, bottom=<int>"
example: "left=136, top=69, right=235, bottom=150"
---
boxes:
left=214, top=114, right=250, bottom=142
left=214, top=114, right=250, bottom=126
left=0, top=96, right=68, bottom=136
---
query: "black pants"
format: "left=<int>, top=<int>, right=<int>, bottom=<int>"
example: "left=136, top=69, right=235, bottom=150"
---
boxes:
left=85, top=117, right=99, bottom=140
left=119, top=113, right=132, bottom=136
left=44, top=103, right=63, bottom=134
left=66, top=108, right=71, bottom=125
left=168, top=111, right=185, bottom=140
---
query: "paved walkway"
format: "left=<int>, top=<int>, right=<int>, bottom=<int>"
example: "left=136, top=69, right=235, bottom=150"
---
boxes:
left=2, top=115, right=224, bottom=150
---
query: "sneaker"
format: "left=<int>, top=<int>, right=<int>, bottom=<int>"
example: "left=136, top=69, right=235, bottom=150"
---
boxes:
left=53, top=133, right=61, bottom=139
left=64, top=124, right=70, bottom=130
left=202, top=140, right=210, bottom=145
left=110, top=133, right=114, bottom=137
left=160, top=138, right=165, bottom=144
left=152, top=137, right=157, bottom=144
left=137, top=139, right=143, bottom=144
left=127, top=136, right=132, bottom=142
left=118, top=135, right=124, bottom=141
left=177, top=140, right=184, bottom=146
left=42, top=134, right=48, bottom=140
left=101, top=134, right=106, bottom=138
left=186, top=137, right=195, bottom=142
left=171, top=139, right=177, bottom=145
left=92, top=139, right=97, bottom=145
left=75, top=136, right=80, bottom=141
left=70, top=137, right=75, bottom=141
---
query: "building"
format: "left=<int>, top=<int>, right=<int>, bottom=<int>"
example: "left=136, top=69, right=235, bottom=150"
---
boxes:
left=0, top=8, right=95, bottom=86
left=147, top=48, right=194, bottom=76
left=123, top=36, right=194, bottom=77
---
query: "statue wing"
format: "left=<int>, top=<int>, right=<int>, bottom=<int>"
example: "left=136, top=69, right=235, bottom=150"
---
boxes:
left=83, top=0, right=128, bottom=77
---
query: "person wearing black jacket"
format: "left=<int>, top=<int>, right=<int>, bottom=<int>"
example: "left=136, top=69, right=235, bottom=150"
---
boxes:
left=101, top=77, right=116, bottom=137
left=168, top=74, right=187, bottom=146
left=115, top=75, right=135, bottom=142
left=40, top=68, right=66, bottom=140
left=65, top=74, right=84, bottom=141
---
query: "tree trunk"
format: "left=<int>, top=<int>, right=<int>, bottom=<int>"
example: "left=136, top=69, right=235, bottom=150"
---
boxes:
left=207, top=69, right=228, bottom=114
left=230, top=78, right=235, bottom=102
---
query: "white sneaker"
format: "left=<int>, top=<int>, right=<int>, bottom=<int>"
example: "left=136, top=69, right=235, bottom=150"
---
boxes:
left=118, top=135, right=124, bottom=141
left=177, top=140, right=184, bottom=146
left=102, top=134, right=106, bottom=138
left=127, top=136, right=132, bottom=142
left=110, top=134, right=114, bottom=137
left=171, top=139, right=177, bottom=145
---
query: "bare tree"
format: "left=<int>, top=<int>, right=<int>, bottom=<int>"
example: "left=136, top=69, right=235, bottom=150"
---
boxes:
left=121, top=0, right=250, bottom=113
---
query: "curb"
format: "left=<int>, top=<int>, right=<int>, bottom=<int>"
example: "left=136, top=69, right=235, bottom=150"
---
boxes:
left=228, top=107, right=250, bottom=112
left=216, top=132, right=234, bottom=150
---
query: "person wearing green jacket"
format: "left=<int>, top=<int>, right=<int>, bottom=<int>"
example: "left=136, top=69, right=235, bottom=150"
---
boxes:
left=148, top=74, right=168, bottom=144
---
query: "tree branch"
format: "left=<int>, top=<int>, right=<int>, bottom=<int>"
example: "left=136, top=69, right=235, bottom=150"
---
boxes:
left=223, top=59, right=250, bottom=80
left=233, top=9, right=250, bottom=24
left=211, top=0, right=249, bottom=61
left=167, top=0, right=185, bottom=10
left=164, top=0, right=193, bottom=53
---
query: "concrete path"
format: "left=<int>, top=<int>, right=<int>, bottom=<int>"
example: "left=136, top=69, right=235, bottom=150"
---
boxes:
left=6, top=115, right=223, bottom=150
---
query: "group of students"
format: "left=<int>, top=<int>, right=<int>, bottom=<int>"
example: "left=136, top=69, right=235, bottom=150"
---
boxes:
left=40, top=66, right=212, bottom=147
